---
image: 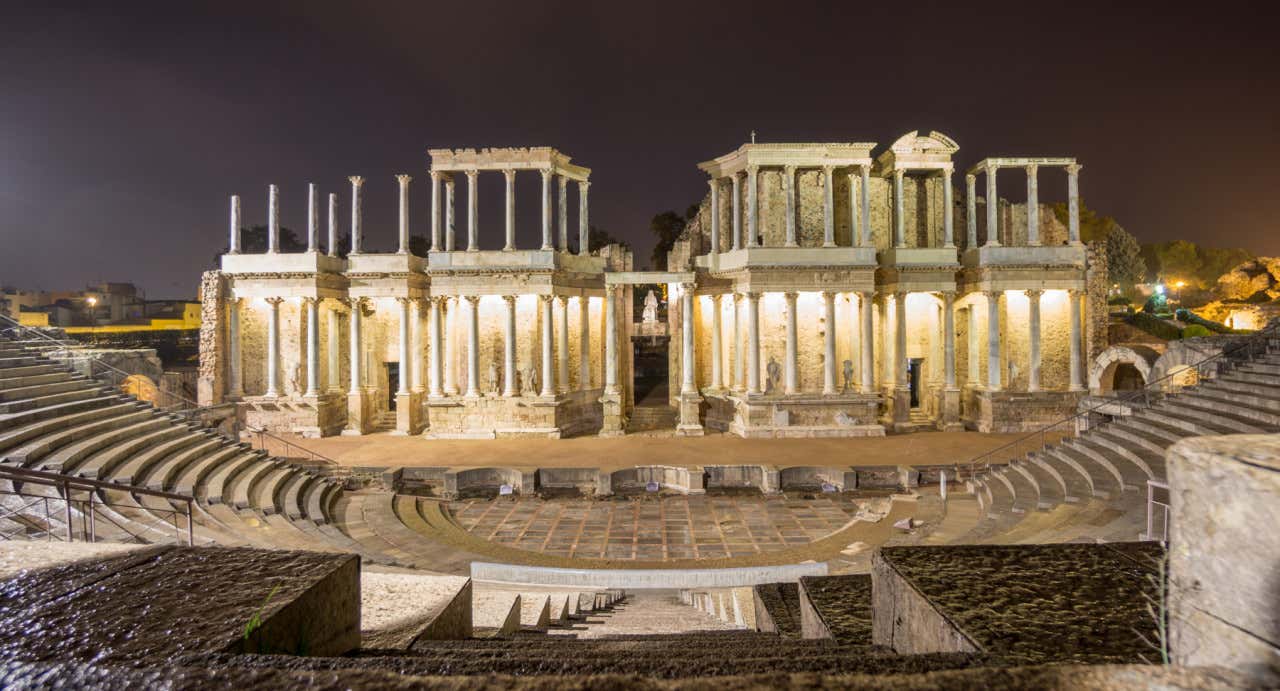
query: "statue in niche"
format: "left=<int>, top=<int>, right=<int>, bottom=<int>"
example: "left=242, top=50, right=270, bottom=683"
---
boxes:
left=642, top=290, right=659, bottom=324
left=289, top=363, right=303, bottom=397
left=1007, top=361, right=1019, bottom=386
left=523, top=364, right=539, bottom=396
left=842, top=359, right=854, bottom=393
left=765, top=357, right=782, bottom=395
left=487, top=363, right=499, bottom=395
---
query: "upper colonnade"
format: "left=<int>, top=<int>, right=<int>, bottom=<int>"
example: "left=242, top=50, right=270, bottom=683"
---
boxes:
left=966, top=157, right=1082, bottom=248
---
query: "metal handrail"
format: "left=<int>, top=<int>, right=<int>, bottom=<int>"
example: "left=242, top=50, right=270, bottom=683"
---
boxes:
left=1145, top=479, right=1171, bottom=543
left=953, top=319, right=1280, bottom=480
left=245, top=427, right=345, bottom=469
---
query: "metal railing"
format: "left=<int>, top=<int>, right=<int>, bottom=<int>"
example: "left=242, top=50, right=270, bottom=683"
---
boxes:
left=1144, top=479, right=1171, bottom=543
left=0, top=464, right=194, bottom=545
left=953, top=319, right=1280, bottom=482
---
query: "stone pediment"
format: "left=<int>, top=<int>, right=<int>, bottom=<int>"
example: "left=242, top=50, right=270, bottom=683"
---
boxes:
left=888, top=130, right=960, bottom=155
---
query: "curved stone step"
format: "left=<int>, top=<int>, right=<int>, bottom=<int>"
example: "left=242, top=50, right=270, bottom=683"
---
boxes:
left=144, top=437, right=226, bottom=490
left=1160, top=397, right=1276, bottom=433
left=0, top=400, right=136, bottom=453
left=35, top=418, right=173, bottom=474
left=72, top=425, right=190, bottom=480
left=1000, top=465, right=1040, bottom=514
left=919, top=494, right=981, bottom=545
left=0, top=391, right=119, bottom=428
left=1060, top=438, right=1131, bottom=493
left=4, top=407, right=153, bottom=467
left=1039, top=447, right=1104, bottom=499
left=0, top=363, right=63, bottom=381
left=281, top=472, right=315, bottom=520
left=0, top=371, right=73, bottom=391
left=248, top=465, right=295, bottom=514
left=1180, top=387, right=1280, bottom=423
left=1027, top=452, right=1082, bottom=503
left=96, top=431, right=210, bottom=484
left=1080, top=430, right=1157, bottom=483
left=1205, top=375, right=1280, bottom=399
left=203, top=452, right=266, bottom=504
left=1012, top=459, right=1065, bottom=509
left=229, top=459, right=284, bottom=509
left=0, top=378, right=95, bottom=403
left=1139, top=406, right=1244, bottom=437
left=170, top=445, right=246, bottom=496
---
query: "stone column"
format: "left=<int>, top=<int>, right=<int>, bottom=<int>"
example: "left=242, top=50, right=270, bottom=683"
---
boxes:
left=892, top=170, right=906, bottom=248
left=1025, top=164, right=1040, bottom=246
left=604, top=285, right=619, bottom=395
left=502, top=296, right=517, bottom=397
left=502, top=169, right=516, bottom=251
left=540, top=295, right=555, bottom=397
left=396, top=174, right=412, bottom=254
left=578, top=181, right=590, bottom=256
left=894, top=292, right=908, bottom=389
left=1027, top=289, right=1042, bottom=391
left=444, top=175, right=456, bottom=251
left=267, top=184, right=280, bottom=253
left=348, top=177, right=364, bottom=254
left=1070, top=288, right=1084, bottom=391
left=942, top=167, right=955, bottom=248
left=465, top=295, right=480, bottom=397
left=968, top=303, right=980, bottom=385
left=264, top=297, right=282, bottom=396
left=731, top=173, right=742, bottom=251
left=397, top=298, right=411, bottom=395
left=430, top=171, right=442, bottom=251
left=681, top=284, right=696, bottom=395
left=710, top=293, right=723, bottom=389
left=822, top=291, right=836, bottom=394
left=848, top=172, right=859, bottom=247
left=1067, top=164, right=1083, bottom=245
left=557, top=296, right=569, bottom=394
left=784, top=166, right=798, bottom=247
left=443, top=298, right=457, bottom=395
left=822, top=166, right=835, bottom=247
left=557, top=175, right=568, bottom=252
left=327, top=301, right=340, bottom=392
left=746, top=165, right=759, bottom=247
left=540, top=169, right=553, bottom=250
left=965, top=173, right=977, bottom=249
left=578, top=296, right=591, bottom=389
left=411, top=299, right=424, bottom=392
left=986, top=291, right=1002, bottom=390
left=428, top=297, right=444, bottom=398
left=228, top=299, right=243, bottom=397
left=307, top=183, right=320, bottom=252
left=860, top=165, right=872, bottom=247
left=984, top=167, right=1000, bottom=247
left=732, top=294, right=743, bottom=391
left=327, top=193, right=339, bottom=257
left=228, top=195, right=241, bottom=254
left=304, top=297, right=319, bottom=397
left=708, top=179, right=720, bottom=254
left=466, top=170, right=479, bottom=252
left=942, top=291, right=956, bottom=389
left=784, top=292, right=799, bottom=395
left=349, top=299, right=364, bottom=394
left=859, top=292, right=874, bottom=394
left=746, top=292, right=761, bottom=394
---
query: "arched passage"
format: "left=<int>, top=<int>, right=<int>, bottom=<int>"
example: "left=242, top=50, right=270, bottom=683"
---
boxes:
left=1088, top=345, right=1159, bottom=395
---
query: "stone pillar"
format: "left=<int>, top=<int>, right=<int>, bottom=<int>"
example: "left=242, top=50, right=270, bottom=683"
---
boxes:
left=395, top=297, right=423, bottom=435
left=304, top=298, right=319, bottom=397
left=444, top=175, right=456, bottom=251
left=411, top=299, right=423, bottom=392
left=822, top=166, right=835, bottom=247
left=710, top=293, right=723, bottom=390
left=540, top=295, right=555, bottom=397
left=557, top=295, right=569, bottom=394
left=578, top=180, right=590, bottom=256
left=848, top=171, right=859, bottom=247
left=746, top=292, right=761, bottom=395
left=429, top=297, right=444, bottom=398
left=731, top=173, right=742, bottom=251
left=892, top=292, right=910, bottom=426
left=1070, top=288, right=1084, bottom=391
left=1025, top=164, right=1039, bottom=246
left=557, top=175, right=568, bottom=252
left=502, top=296, right=517, bottom=397
left=968, top=303, right=980, bottom=386
left=228, top=299, right=243, bottom=397
left=465, top=296, right=480, bottom=398
left=732, top=294, right=743, bottom=391
left=784, top=166, right=798, bottom=247
left=265, top=297, right=282, bottom=397
left=430, top=171, right=442, bottom=251
left=892, top=170, right=906, bottom=248
left=782, top=292, right=799, bottom=394
left=708, top=179, right=720, bottom=254
left=267, top=184, right=280, bottom=253
left=984, top=167, right=1000, bottom=247
left=681, top=284, right=696, bottom=395
left=466, top=170, right=479, bottom=252
left=349, top=176, right=364, bottom=254
left=746, top=166, right=759, bottom=247
left=604, top=285, right=619, bottom=395
left=502, top=169, right=516, bottom=251
left=306, top=184, right=320, bottom=252
left=578, top=296, right=591, bottom=390
left=1027, top=289, right=1042, bottom=391
left=396, top=174, right=412, bottom=254
left=327, top=302, right=340, bottom=392
left=443, top=298, right=457, bottom=395
left=540, top=169, right=553, bottom=250
left=965, top=173, right=977, bottom=249
left=860, top=165, right=872, bottom=247
left=349, top=299, right=364, bottom=394
left=327, top=193, right=339, bottom=257
left=942, top=292, right=956, bottom=389
left=987, top=291, right=1002, bottom=391
left=395, top=298, right=411, bottom=395
left=1066, top=164, right=1082, bottom=245
left=228, top=195, right=241, bottom=254
left=822, top=291, right=836, bottom=395
left=942, top=167, right=955, bottom=248
left=860, top=292, right=874, bottom=394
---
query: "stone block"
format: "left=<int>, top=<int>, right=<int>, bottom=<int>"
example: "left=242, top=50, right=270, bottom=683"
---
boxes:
left=871, top=549, right=979, bottom=655
left=360, top=574, right=472, bottom=648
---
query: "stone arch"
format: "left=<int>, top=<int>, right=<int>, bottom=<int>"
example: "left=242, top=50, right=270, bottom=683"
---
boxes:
left=1088, top=345, right=1159, bottom=395
left=119, top=373, right=161, bottom=405
left=1150, top=339, right=1226, bottom=392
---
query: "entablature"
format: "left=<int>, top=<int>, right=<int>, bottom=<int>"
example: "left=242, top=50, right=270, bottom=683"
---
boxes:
left=968, top=157, right=1077, bottom=175
left=428, top=147, right=590, bottom=181
left=698, top=143, right=876, bottom=178
left=220, top=252, right=345, bottom=275
left=696, top=246, right=878, bottom=272
left=427, top=249, right=605, bottom=275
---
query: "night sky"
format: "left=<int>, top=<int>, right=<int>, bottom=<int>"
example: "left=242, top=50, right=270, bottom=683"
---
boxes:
left=3, top=1, right=1276, bottom=298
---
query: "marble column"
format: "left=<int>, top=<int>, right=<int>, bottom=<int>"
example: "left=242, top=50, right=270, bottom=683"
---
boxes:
left=860, top=165, right=872, bottom=247
left=848, top=172, right=859, bottom=248
left=604, top=285, right=619, bottom=395
left=1067, top=164, right=1083, bottom=245
left=968, top=303, right=980, bottom=385
left=541, top=295, right=555, bottom=397
left=986, top=291, right=1002, bottom=390
left=228, top=299, right=243, bottom=397
left=746, top=292, right=761, bottom=394
left=708, top=179, right=720, bottom=254
left=746, top=165, right=759, bottom=247
left=348, top=299, right=364, bottom=394
left=428, top=297, right=444, bottom=398
left=965, top=174, right=977, bottom=249
left=578, top=181, right=590, bottom=256
left=783, top=166, right=798, bottom=247
left=822, top=291, right=836, bottom=394
left=578, top=296, right=591, bottom=390
left=942, top=167, right=955, bottom=248
left=784, top=292, right=798, bottom=395
left=681, top=284, right=696, bottom=395
left=327, top=301, right=341, bottom=392
left=327, top=193, right=339, bottom=257
left=540, top=170, right=553, bottom=250
left=307, top=183, right=320, bottom=252
left=348, top=177, right=364, bottom=254
left=228, top=195, right=241, bottom=254
left=264, top=298, right=282, bottom=396
left=430, top=171, right=442, bottom=251
left=443, top=298, right=457, bottom=395
left=822, top=166, right=835, bottom=247
left=411, top=299, right=423, bottom=392
left=732, top=294, right=743, bottom=391
left=710, top=294, right=723, bottom=389
left=465, top=170, right=479, bottom=252
left=893, top=170, right=906, bottom=248
left=1025, top=164, right=1040, bottom=246
left=503, top=169, right=516, bottom=251
left=304, top=298, right=319, bottom=396
left=942, top=291, right=956, bottom=389
left=859, top=292, right=874, bottom=394
left=465, top=296, right=480, bottom=397
left=267, top=184, right=280, bottom=253
left=444, top=175, right=456, bottom=251
left=502, top=296, right=517, bottom=397
left=1070, top=288, right=1084, bottom=390
left=557, top=176, right=568, bottom=252
left=397, top=298, right=411, bottom=395
left=557, top=296, right=569, bottom=394
left=1027, top=289, right=1042, bottom=391
left=731, top=174, right=742, bottom=251
left=396, top=174, right=412, bottom=254
left=985, top=167, right=1000, bottom=247
left=894, top=292, right=908, bottom=390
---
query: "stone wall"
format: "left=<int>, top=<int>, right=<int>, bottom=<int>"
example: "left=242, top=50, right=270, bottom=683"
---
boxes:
left=871, top=549, right=981, bottom=654
left=197, top=271, right=226, bottom=406
left=1086, top=241, right=1109, bottom=360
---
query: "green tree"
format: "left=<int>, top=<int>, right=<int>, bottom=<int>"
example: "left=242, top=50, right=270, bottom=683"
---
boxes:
left=222, top=225, right=308, bottom=254
left=1195, top=246, right=1254, bottom=287
left=1152, top=240, right=1203, bottom=285
left=648, top=211, right=687, bottom=271
left=1107, top=225, right=1148, bottom=290
left=566, top=225, right=629, bottom=255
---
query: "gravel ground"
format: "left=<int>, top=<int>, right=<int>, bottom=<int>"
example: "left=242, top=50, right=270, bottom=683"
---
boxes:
left=360, top=572, right=469, bottom=639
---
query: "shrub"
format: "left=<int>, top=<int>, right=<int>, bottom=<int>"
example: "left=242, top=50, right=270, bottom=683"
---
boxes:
left=1181, top=325, right=1212, bottom=338
left=1108, top=295, right=1131, bottom=306
left=1126, top=312, right=1184, bottom=341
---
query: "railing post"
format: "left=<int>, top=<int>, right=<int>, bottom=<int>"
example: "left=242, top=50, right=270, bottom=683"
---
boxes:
left=1146, top=481, right=1154, bottom=540
left=188, top=500, right=195, bottom=546
left=87, top=491, right=95, bottom=542
left=63, top=482, right=73, bottom=542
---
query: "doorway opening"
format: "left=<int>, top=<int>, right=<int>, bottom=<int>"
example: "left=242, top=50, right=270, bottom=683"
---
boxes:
left=385, top=362, right=399, bottom=409
left=907, top=358, right=924, bottom=408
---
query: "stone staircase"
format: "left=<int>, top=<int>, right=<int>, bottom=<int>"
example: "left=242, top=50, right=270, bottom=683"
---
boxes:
left=627, top=404, right=676, bottom=432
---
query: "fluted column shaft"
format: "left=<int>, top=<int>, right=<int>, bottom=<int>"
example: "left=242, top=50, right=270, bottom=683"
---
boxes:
left=557, top=176, right=568, bottom=251
left=604, top=286, right=619, bottom=394
left=859, top=292, right=874, bottom=394
left=578, top=297, right=591, bottom=389
left=943, top=292, right=956, bottom=389
left=305, top=298, right=319, bottom=396
left=1070, top=289, right=1084, bottom=390
left=1025, top=164, right=1040, bottom=246
left=540, top=170, right=553, bottom=250
left=894, top=292, right=908, bottom=389
left=965, top=174, right=977, bottom=249
left=746, top=166, right=759, bottom=247
left=443, top=298, right=457, bottom=395
left=731, top=174, right=742, bottom=251
left=397, top=174, right=412, bottom=254
left=1067, top=164, right=1083, bottom=245
left=349, top=177, right=364, bottom=254
left=681, top=285, right=696, bottom=395
left=942, top=168, right=955, bottom=248
left=430, top=171, right=442, bottom=251
left=1027, top=289, right=1042, bottom=391
left=578, top=181, right=590, bottom=256
left=710, top=294, right=723, bottom=389
left=465, top=296, right=480, bottom=397
left=228, top=299, right=243, bottom=397
left=349, top=299, right=363, bottom=394
left=822, top=291, right=836, bottom=394
left=228, top=195, right=241, bottom=254
left=784, top=292, right=799, bottom=394
left=987, top=291, right=1002, bottom=390
left=860, top=166, right=872, bottom=247
left=265, top=298, right=282, bottom=396
left=822, top=166, right=835, bottom=247
left=746, top=293, right=761, bottom=394
left=466, top=170, right=479, bottom=252
left=411, top=299, right=423, bottom=392
left=307, top=183, right=320, bottom=252
left=327, top=193, right=339, bottom=257
left=985, top=168, right=1000, bottom=247
left=267, top=184, right=280, bottom=253
left=428, top=297, right=444, bottom=397
left=557, top=296, right=569, bottom=394
left=732, top=294, right=743, bottom=390
left=893, top=170, right=906, bottom=248
left=540, top=296, right=555, bottom=397
left=968, top=302, right=980, bottom=385
left=444, top=176, right=456, bottom=251
left=327, top=303, right=340, bottom=392
left=502, top=296, right=517, bottom=397
left=503, top=169, right=516, bottom=251
left=783, top=166, right=798, bottom=247
left=397, top=298, right=411, bottom=395
left=708, top=179, right=720, bottom=254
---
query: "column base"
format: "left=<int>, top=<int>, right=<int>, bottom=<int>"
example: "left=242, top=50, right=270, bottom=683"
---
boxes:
left=599, top=392, right=625, bottom=437
left=392, top=391, right=425, bottom=436
left=937, top=387, right=964, bottom=432
left=343, top=390, right=373, bottom=436
left=676, top=392, right=704, bottom=436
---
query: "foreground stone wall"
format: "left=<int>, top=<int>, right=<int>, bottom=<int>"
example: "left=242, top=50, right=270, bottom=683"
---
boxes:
left=197, top=271, right=226, bottom=406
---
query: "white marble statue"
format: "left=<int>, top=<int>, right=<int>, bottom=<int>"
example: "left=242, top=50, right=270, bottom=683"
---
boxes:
left=642, top=290, right=659, bottom=324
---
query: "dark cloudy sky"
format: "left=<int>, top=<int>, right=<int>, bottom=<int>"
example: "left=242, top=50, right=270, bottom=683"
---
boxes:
left=2, top=1, right=1276, bottom=298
